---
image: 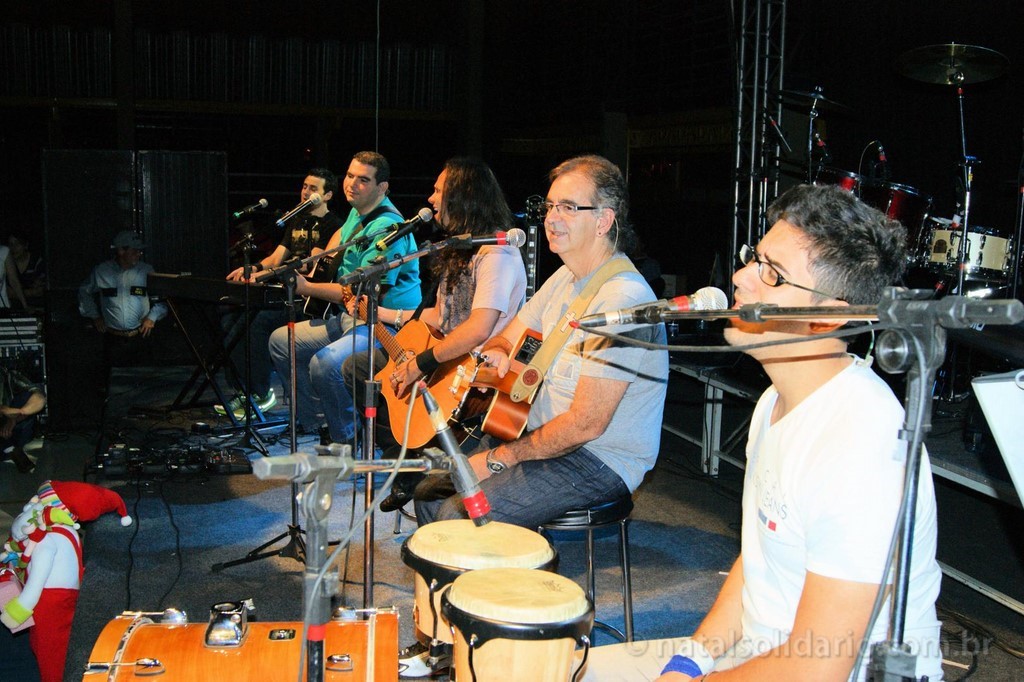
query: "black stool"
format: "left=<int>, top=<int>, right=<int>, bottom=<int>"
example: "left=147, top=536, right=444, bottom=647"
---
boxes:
left=540, top=495, right=634, bottom=642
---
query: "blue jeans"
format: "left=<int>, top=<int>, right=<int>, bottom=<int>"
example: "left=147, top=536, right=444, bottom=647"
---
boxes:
left=414, top=444, right=631, bottom=529
left=269, top=315, right=348, bottom=428
left=223, top=308, right=287, bottom=397
left=310, top=323, right=393, bottom=443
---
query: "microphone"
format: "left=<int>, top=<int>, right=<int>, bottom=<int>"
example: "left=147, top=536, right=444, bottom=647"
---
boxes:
left=232, top=198, right=268, bottom=220
left=577, top=286, right=729, bottom=328
left=877, top=142, right=891, bottom=180
left=418, top=382, right=491, bottom=526
left=814, top=133, right=833, bottom=162
left=275, top=193, right=322, bottom=227
left=449, top=228, right=527, bottom=249
left=375, top=207, right=434, bottom=251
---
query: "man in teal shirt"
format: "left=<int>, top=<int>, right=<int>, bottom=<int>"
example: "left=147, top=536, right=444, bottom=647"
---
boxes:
left=269, top=151, right=422, bottom=438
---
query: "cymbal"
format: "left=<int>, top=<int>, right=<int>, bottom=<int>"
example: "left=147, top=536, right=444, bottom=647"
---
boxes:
left=773, top=88, right=852, bottom=112
left=896, top=43, right=1009, bottom=85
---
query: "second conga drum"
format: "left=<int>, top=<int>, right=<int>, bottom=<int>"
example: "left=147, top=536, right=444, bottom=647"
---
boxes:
left=441, top=567, right=594, bottom=682
left=401, top=520, right=557, bottom=644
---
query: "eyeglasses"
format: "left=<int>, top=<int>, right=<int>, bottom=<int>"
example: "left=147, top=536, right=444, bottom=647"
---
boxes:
left=738, top=244, right=839, bottom=300
left=542, top=200, right=602, bottom=216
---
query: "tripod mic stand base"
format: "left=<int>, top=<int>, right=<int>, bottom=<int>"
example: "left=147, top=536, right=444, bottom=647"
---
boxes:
left=211, top=417, right=289, bottom=436
left=212, top=524, right=306, bottom=572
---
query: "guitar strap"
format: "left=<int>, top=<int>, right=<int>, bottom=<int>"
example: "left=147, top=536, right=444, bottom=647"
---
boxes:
left=333, top=204, right=403, bottom=265
left=356, top=204, right=403, bottom=242
left=311, top=204, right=402, bottom=319
left=509, top=257, right=638, bottom=403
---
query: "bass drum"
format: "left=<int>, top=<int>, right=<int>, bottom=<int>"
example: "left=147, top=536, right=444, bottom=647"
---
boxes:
left=813, top=167, right=866, bottom=193
left=859, top=179, right=933, bottom=251
left=813, top=169, right=933, bottom=256
left=83, top=611, right=398, bottom=681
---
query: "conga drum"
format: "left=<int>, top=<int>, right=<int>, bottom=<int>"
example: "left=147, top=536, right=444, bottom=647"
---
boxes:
left=82, top=609, right=398, bottom=680
left=401, top=520, right=556, bottom=644
left=441, top=567, right=594, bottom=682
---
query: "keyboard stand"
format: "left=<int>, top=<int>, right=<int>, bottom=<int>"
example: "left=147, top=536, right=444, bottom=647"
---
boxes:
left=160, top=296, right=286, bottom=432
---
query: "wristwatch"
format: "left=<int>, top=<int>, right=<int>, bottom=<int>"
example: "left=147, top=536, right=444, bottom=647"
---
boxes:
left=485, top=449, right=507, bottom=474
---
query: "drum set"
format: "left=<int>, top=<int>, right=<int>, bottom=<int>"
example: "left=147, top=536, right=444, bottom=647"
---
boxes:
left=793, top=43, right=1019, bottom=300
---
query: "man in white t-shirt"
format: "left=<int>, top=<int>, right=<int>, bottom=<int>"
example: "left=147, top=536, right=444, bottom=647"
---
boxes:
left=586, top=184, right=943, bottom=681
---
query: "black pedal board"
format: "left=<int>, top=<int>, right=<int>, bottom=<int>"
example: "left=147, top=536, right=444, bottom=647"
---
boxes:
left=204, top=448, right=253, bottom=475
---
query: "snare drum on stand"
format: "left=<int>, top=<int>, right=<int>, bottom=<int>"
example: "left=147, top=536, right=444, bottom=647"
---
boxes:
left=919, top=217, right=1012, bottom=285
left=401, top=520, right=557, bottom=648
left=441, top=567, right=595, bottom=682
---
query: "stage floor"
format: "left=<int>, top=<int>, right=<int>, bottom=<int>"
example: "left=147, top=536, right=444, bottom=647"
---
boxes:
left=1, top=365, right=1021, bottom=680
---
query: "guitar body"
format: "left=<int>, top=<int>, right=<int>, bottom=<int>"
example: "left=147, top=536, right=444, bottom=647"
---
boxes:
left=301, top=253, right=338, bottom=319
left=375, top=320, right=481, bottom=449
left=481, top=388, right=533, bottom=441
left=477, top=328, right=544, bottom=441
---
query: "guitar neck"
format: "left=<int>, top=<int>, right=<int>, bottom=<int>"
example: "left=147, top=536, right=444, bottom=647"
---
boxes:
left=353, top=296, right=407, bottom=363
left=376, top=322, right=406, bottom=362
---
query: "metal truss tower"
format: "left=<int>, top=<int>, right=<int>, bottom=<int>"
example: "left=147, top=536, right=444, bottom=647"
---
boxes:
left=731, top=0, right=786, bottom=285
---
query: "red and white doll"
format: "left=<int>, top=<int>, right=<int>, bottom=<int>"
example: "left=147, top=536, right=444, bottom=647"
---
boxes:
left=0, top=481, right=131, bottom=682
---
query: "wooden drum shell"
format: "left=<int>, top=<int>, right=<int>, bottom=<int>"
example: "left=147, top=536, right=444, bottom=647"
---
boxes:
left=83, top=611, right=398, bottom=681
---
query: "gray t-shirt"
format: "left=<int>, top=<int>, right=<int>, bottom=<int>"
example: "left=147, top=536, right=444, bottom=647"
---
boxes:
left=436, top=245, right=527, bottom=338
left=517, top=255, right=669, bottom=491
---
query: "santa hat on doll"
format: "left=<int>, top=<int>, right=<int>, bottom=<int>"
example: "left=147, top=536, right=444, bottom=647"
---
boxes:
left=39, top=480, right=133, bottom=527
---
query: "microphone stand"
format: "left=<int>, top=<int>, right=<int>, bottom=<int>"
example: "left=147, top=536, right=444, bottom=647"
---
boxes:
left=211, top=230, right=389, bottom=578
left=336, top=236, right=467, bottom=607
left=252, top=447, right=449, bottom=682
left=236, top=231, right=271, bottom=455
left=1011, top=127, right=1024, bottom=301
left=212, top=257, right=310, bottom=571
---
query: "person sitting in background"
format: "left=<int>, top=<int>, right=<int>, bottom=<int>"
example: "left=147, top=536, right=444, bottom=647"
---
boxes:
left=7, top=231, right=45, bottom=305
left=0, top=232, right=29, bottom=312
left=0, top=365, right=46, bottom=473
left=78, top=230, right=167, bottom=372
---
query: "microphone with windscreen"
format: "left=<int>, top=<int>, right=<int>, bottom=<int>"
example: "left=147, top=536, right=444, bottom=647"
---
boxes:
left=577, top=287, right=729, bottom=328
left=276, top=193, right=322, bottom=227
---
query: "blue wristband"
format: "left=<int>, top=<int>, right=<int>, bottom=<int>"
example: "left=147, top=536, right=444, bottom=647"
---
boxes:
left=661, top=654, right=704, bottom=677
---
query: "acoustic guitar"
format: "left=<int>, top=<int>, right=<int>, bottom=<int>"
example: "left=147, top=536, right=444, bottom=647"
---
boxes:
left=474, top=328, right=543, bottom=441
left=301, top=252, right=339, bottom=319
left=347, top=294, right=481, bottom=448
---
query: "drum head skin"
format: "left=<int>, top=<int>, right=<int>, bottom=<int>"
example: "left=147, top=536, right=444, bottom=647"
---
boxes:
left=406, top=520, right=555, bottom=570
left=446, top=568, right=590, bottom=624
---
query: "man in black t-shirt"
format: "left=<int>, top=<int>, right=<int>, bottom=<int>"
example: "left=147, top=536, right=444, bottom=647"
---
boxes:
left=220, top=168, right=341, bottom=418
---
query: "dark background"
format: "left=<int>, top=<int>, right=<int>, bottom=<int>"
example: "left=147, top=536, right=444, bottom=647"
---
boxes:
left=3, top=0, right=1023, bottom=291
